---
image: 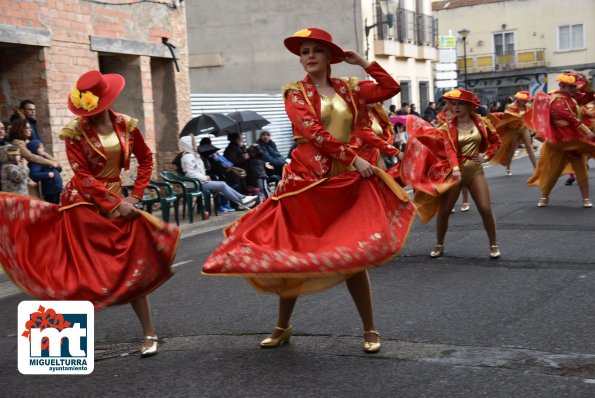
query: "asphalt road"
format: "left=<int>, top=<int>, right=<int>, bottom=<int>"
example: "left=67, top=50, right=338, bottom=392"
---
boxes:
left=2, top=155, right=595, bottom=397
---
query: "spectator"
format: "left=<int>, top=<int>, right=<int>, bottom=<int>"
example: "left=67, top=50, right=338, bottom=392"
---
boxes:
left=422, top=102, right=437, bottom=125
left=19, top=100, right=42, bottom=141
left=0, top=145, right=29, bottom=196
left=410, top=103, right=420, bottom=117
left=256, top=130, right=286, bottom=176
left=199, top=137, right=247, bottom=194
left=0, top=121, right=8, bottom=146
left=179, top=135, right=258, bottom=209
left=25, top=140, right=63, bottom=204
left=245, top=144, right=272, bottom=201
left=8, top=118, right=59, bottom=169
left=223, top=132, right=249, bottom=171
left=388, top=104, right=397, bottom=116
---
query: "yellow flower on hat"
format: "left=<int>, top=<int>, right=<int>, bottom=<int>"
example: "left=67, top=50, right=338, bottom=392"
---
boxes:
left=293, top=28, right=312, bottom=37
left=516, top=93, right=528, bottom=100
left=70, top=85, right=99, bottom=112
left=70, top=85, right=82, bottom=109
left=556, top=74, right=576, bottom=84
left=444, top=89, right=462, bottom=98
left=80, top=91, right=99, bottom=111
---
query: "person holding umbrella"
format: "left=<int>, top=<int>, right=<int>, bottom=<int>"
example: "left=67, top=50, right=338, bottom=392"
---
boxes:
left=203, top=28, right=416, bottom=353
left=179, top=135, right=257, bottom=210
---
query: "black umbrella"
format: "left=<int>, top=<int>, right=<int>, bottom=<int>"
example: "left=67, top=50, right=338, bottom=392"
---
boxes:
left=227, top=110, right=270, bottom=132
left=180, top=113, right=238, bottom=137
left=197, top=144, right=220, bottom=156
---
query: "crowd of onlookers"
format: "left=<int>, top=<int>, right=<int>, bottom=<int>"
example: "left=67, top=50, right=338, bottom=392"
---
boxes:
left=0, top=100, right=63, bottom=204
left=176, top=129, right=286, bottom=214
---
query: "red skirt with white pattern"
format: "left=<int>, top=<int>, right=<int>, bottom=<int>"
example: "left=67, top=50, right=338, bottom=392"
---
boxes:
left=202, top=169, right=415, bottom=298
left=0, top=194, right=180, bottom=309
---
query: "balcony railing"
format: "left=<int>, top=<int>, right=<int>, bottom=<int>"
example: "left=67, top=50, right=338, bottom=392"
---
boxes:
left=457, top=48, right=546, bottom=73
left=374, top=5, right=438, bottom=48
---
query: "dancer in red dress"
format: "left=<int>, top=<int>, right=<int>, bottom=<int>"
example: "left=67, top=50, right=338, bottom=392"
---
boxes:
left=0, top=70, right=180, bottom=357
left=528, top=71, right=595, bottom=208
left=489, top=90, right=537, bottom=175
left=203, top=28, right=416, bottom=353
left=403, top=89, right=501, bottom=258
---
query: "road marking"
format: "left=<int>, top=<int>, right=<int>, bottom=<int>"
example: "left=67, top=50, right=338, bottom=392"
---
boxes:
left=172, top=260, right=192, bottom=268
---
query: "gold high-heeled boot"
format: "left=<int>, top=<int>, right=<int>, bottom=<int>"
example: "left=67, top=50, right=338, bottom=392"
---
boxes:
left=260, top=326, right=292, bottom=348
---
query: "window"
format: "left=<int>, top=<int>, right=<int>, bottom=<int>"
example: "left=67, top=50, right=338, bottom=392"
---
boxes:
left=558, top=23, right=584, bottom=51
left=419, top=81, right=429, bottom=109
left=399, top=80, right=411, bottom=104
left=493, top=32, right=514, bottom=55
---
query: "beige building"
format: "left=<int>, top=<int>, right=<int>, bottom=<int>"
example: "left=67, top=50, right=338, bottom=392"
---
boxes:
left=185, top=1, right=438, bottom=152
left=433, top=0, right=595, bottom=105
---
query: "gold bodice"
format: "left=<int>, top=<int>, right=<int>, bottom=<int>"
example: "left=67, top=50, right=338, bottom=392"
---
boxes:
left=370, top=114, right=383, bottom=137
left=320, top=94, right=353, bottom=142
left=96, top=131, right=123, bottom=196
left=458, top=124, right=481, bottom=156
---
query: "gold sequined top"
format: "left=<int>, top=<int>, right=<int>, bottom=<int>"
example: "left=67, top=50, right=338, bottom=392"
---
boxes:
left=370, top=114, right=383, bottom=137
left=458, top=124, right=481, bottom=156
left=320, top=94, right=353, bottom=143
left=97, top=131, right=123, bottom=196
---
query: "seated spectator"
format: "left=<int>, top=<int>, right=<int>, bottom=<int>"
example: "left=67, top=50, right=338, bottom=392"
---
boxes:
left=179, top=136, right=257, bottom=210
left=223, top=132, right=249, bottom=171
left=256, top=130, right=286, bottom=176
left=0, top=121, right=8, bottom=190
left=26, top=140, right=63, bottom=204
left=197, top=140, right=237, bottom=213
left=0, top=145, right=29, bottom=196
left=423, top=102, right=437, bottom=125
left=245, top=144, right=279, bottom=201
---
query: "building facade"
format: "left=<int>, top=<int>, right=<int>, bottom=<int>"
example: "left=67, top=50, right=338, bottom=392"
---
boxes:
left=433, top=0, right=595, bottom=106
left=185, top=0, right=438, bottom=153
left=0, top=0, right=191, bottom=175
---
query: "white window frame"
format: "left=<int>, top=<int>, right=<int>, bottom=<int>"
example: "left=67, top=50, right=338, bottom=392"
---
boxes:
left=556, top=23, right=586, bottom=52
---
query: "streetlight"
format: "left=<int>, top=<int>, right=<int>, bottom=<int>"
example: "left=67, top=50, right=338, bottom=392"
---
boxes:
left=458, top=28, right=470, bottom=88
left=365, top=0, right=397, bottom=59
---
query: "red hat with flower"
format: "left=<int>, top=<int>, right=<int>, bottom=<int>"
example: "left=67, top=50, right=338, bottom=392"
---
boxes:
left=514, top=90, right=534, bottom=100
left=284, top=28, right=345, bottom=64
left=556, top=71, right=587, bottom=87
left=441, top=88, right=480, bottom=107
left=68, top=70, right=125, bottom=117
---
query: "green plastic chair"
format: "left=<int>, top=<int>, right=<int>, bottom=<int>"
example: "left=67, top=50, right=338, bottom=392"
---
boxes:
left=159, top=171, right=205, bottom=223
left=122, top=181, right=180, bottom=225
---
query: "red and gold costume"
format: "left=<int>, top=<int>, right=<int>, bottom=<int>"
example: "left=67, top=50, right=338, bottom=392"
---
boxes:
left=350, top=103, right=399, bottom=166
left=202, top=62, right=416, bottom=297
left=489, top=99, right=534, bottom=167
left=0, top=110, right=180, bottom=309
left=528, top=88, right=595, bottom=194
left=403, top=112, right=500, bottom=223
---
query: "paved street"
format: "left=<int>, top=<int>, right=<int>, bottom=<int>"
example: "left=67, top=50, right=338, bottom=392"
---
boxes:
left=2, top=155, right=595, bottom=397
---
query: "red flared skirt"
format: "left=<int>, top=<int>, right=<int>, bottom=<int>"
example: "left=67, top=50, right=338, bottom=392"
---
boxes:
left=0, top=194, right=180, bottom=309
left=202, top=170, right=415, bottom=297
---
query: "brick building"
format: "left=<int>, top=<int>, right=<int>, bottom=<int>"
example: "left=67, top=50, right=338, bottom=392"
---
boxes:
left=0, top=0, right=191, bottom=177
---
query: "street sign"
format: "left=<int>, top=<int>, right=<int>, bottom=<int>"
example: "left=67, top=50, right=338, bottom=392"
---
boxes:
left=438, top=35, right=456, bottom=49
left=439, top=49, right=457, bottom=63
left=436, top=71, right=458, bottom=80
left=436, top=79, right=458, bottom=88
left=436, top=63, right=458, bottom=71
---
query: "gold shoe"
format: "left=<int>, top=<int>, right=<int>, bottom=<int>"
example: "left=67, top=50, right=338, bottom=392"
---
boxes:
left=490, top=245, right=501, bottom=259
left=363, top=330, right=381, bottom=353
left=260, top=326, right=292, bottom=348
left=460, top=203, right=470, bottom=212
left=583, top=199, right=593, bottom=208
left=430, top=244, right=444, bottom=258
left=537, top=197, right=548, bottom=207
left=140, top=335, right=158, bottom=358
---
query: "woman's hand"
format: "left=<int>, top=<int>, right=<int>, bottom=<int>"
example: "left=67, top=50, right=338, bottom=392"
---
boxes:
left=471, top=154, right=485, bottom=164
left=353, top=156, right=375, bottom=178
left=117, top=200, right=139, bottom=219
left=452, top=170, right=462, bottom=180
left=397, top=152, right=404, bottom=161
left=343, top=50, right=371, bottom=69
